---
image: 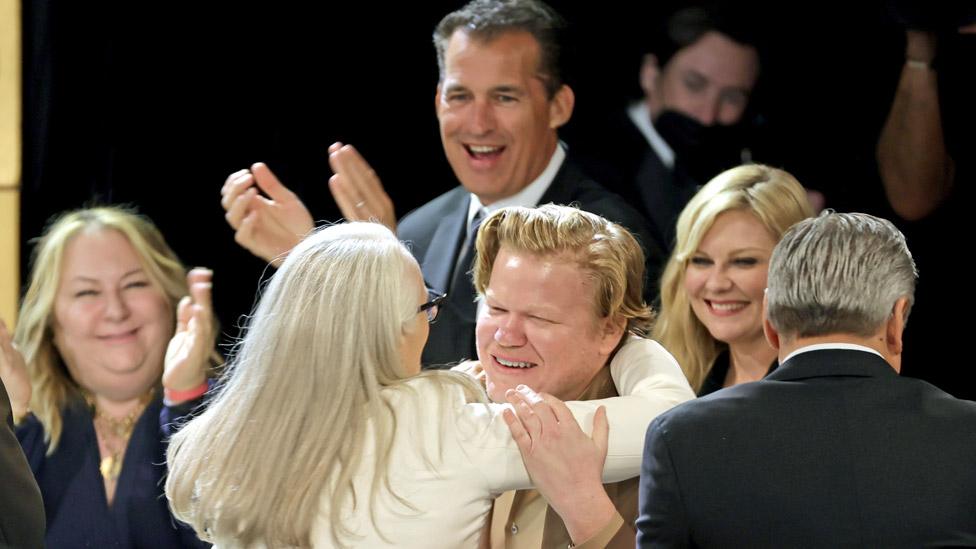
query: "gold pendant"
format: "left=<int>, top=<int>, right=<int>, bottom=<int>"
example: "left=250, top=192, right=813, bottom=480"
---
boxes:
left=100, top=455, right=122, bottom=480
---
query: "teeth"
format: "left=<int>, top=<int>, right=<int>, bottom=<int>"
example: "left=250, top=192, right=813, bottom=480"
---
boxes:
left=468, top=145, right=501, bottom=154
left=496, top=357, right=534, bottom=368
left=710, top=302, right=746, bottom=311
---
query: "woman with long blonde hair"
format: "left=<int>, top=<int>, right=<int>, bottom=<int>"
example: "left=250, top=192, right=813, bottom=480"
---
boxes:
left=0, top=206, right=217, bottom=547
left=653, top=164, right=814, bottom=394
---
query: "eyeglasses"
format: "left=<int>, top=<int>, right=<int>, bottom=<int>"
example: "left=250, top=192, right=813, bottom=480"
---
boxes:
left=419, top=290, right=447, bottom=323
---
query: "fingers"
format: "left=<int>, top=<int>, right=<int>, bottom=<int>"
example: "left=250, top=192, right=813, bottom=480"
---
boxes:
left=177, top=268, right=213, bottom=333
left=329, top=173, right=368, bottom=221
left=505, top=385, right=559, bottom=439
left=516, top=385, right=559, bottom=425
left=175, top=295, right=193, bottom=332
left=186, top=269, right=214, bottom=334
left=503, top=408, right=533, bottom=453
left=328, top=143, right=374, bottom=219
left=328, top=143, right=396, bottom=230
left=540, top=392, right=576, bottom=425
left=234, top=200, right=299, bottom=265
left=187, top=269, right=213, bottom=309
left=592, top=405, right=609, bottom=458
left=221, top=168, right=250, bottom=196
left=220, top=169, right=256, bottom=211
left=250, top=162, right=296, bottom=203
left=186, top=267, right=213, bottom=286
left=225, top=187, right=258, bottom=230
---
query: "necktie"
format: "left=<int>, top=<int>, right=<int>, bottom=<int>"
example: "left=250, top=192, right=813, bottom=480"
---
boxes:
left=448, top=208, right=486, bottom=303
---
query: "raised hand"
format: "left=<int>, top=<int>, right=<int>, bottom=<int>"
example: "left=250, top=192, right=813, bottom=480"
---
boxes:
left=503, top=384, right=617, bottom=544
left=328, top=142, right=397, bottom=232
left=163, top=269, right=215, bottom=397
left=0, top=319, right=31, bottom=422
left=221, top=163, right=315, bottom=266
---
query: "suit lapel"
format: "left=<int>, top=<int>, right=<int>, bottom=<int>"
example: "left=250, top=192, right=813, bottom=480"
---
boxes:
left=538, top=157, right=579, bottom=206
left=420, top=194, right=470, bottom=294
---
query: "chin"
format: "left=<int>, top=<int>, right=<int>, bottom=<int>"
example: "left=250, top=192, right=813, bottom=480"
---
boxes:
left=485, top=376, right=519, bottom=404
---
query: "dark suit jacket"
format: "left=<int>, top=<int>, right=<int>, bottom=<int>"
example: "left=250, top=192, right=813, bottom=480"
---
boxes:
left=572, top=109, right=699, bottom=254
left=398, top=155, right=662, bottom=367
left=0, top=380, right=44, bottom=549
left=636, top=349, right=976, bottom=548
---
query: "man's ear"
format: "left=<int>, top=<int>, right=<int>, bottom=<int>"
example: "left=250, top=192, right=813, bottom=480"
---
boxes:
left=434, top=84, right=443, bottom=118
left=548, top=84, right=575, bottom=129
left=885, top=296, right=910, bottom=357
left=763, top=317, right=781, bottom=351
left=599, top=314, right=628, bottom=356
left=639, top=53, right=661, bottom=97
left=762, top=294, right=781, bottom=350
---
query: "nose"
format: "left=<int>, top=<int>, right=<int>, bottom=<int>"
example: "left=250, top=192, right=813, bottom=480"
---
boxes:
left=690, top=94, right=721, bottom=127
left=467, top=98, right=496, bottom=136
left=494, top=315, right=526, bottom=347
left=704, top=266, right=733, bottom=292
left=103, top=290, right=131, bottom=321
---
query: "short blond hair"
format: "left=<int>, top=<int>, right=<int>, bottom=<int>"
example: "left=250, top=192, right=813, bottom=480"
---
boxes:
left=473, top=204, right=653, bottom=336
left=14, top=206, right=198, bottom=450
left=652, top=164, right=814, bottom=391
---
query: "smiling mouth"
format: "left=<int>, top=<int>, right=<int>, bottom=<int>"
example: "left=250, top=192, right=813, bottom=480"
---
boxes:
left=97, top=328, right=139, bottom=341
left=465, top=144, right=505, bottom=159
left=493, top=355, right=537, bottom=369
left=706, top=300, right=748, bottom=313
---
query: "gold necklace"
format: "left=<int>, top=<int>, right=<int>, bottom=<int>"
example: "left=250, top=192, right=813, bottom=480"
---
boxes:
left=88, top=389, right=154, bottom=481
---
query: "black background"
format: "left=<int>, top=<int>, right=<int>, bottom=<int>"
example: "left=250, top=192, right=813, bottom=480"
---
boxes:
left=20, top=2, right=974, bottom=397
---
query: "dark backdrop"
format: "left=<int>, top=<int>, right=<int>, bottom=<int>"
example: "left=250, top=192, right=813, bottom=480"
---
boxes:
left=22, top=2, right=972, bottom=396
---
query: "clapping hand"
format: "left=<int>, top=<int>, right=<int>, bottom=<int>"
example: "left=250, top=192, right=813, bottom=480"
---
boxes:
left=163, top=269, right=216, bottom=399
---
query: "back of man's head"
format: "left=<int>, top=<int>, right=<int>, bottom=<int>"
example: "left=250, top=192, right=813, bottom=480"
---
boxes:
left=433, top=0, right=566, bottom=98
left=473, top=204, right=653, bottom=334
left=766, top=212, right=917, bottom=339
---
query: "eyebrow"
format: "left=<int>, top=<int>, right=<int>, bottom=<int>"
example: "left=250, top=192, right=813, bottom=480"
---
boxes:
left=485, top=293, right=560, bottom=317
left=69, top=268, right=145, bottom=283
left=442, top=83, right=526, bottom=95
left=442, top=83, right=469, bottom=94
left=684, top=69, right=752, bottom=94
left=490, top=85, right=525, bottom=95
left=695, top=247, right=770, bottom=255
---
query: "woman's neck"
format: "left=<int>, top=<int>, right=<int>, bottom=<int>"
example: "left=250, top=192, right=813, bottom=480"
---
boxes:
left=725, top=337, right=777, bottom=388
left=92, top=390, right=152, bottom=420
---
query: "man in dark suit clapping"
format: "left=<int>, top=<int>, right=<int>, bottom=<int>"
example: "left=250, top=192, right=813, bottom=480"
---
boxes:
left=219, top=0, right=660, bottom=368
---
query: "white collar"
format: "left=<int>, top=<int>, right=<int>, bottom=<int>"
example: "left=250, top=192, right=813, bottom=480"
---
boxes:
left=782, top=343, right=884, bottom=365
left=467, top=145, right=566, bottom=225
left=627, top=101, right=675, bottom=169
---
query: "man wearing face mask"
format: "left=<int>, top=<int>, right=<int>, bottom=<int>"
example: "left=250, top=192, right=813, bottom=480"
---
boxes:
left=573, top=5, right=760, bottom=254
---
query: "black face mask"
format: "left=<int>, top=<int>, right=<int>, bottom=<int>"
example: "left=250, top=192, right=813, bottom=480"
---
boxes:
left=654, top=109, right=748, bottom=184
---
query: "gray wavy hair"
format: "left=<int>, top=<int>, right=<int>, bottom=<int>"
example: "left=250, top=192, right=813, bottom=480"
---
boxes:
left=766, top=211, right=917, bottom=338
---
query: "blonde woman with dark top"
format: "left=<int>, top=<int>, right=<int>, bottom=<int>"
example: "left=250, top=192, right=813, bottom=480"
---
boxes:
left=653, top=164, right=814, bottom=395
left=0, top=206, right=218, bottom=547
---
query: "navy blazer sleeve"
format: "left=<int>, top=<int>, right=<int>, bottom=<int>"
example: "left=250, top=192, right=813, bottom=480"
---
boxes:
left=637, top=415, right=692, bottom=548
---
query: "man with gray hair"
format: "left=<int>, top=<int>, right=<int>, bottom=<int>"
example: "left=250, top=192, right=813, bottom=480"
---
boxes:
left=636, top=211, right=976, bottom=547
